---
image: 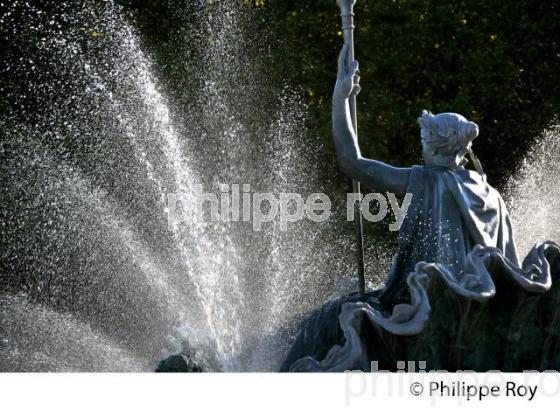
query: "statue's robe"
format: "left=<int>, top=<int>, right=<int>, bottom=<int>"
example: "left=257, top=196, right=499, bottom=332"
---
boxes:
left=380, top=165, right=520, bottom=307
left=281, top=165, right=560, bottom=372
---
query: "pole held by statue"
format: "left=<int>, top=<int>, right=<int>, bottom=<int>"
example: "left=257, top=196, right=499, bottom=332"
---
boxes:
left=336, top=0, right=366, bottom=294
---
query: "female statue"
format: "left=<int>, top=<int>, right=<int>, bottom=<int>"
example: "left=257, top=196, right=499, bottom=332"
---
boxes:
left=281, top=45, right=560, bottom=372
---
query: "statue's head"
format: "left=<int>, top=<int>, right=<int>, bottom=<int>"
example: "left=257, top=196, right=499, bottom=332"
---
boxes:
left=417, top=110, right=479, bottom=169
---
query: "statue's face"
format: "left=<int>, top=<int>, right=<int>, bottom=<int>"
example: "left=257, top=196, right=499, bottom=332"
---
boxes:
left=421, top=141, right=437, bottom=166
left=422, top=138, right=470, bottom=169
left=420, top=128, right=438, bottom=166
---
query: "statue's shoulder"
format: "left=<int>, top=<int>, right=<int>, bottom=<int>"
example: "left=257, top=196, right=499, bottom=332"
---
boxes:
left=410, top=164, right=430, bottom=175
left=455, top=167, right=506, bottom=202
left=406, top=165, right=435, bottom=192
left=410, top=164, right=447, bottom=178
left=456, top=167, right=491, bottom=186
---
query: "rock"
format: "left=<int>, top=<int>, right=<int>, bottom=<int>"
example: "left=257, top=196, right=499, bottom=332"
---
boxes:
left=155, top=354, right=203, bottom=372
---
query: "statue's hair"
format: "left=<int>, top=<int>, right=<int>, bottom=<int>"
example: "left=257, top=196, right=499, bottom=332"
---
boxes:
left=417, top=110, right=479, bottom=160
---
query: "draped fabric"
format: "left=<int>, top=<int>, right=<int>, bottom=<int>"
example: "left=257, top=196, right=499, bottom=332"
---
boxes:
left=281, top=166, right=560, bottom=372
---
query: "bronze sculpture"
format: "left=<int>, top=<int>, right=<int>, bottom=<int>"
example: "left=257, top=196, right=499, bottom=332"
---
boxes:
left=281, top=0, right=560, bottom=372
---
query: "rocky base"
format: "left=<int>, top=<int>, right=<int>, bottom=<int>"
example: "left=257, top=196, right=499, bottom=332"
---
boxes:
left=155, top=354, right=203, bottom=372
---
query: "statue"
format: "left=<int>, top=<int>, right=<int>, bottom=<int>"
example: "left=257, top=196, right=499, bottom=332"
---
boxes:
left=280, top=0, right=560, bottom=372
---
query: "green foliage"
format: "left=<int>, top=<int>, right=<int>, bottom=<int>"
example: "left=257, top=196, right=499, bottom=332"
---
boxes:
left=259, top=0, right=560, bottom=183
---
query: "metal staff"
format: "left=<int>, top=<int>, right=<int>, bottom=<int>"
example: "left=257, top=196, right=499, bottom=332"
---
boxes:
left=336, top=0, right=366, bottom=294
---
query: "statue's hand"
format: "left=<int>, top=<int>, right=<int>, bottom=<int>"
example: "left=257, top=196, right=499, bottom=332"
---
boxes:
left=333, top=44, right=361, bottom=99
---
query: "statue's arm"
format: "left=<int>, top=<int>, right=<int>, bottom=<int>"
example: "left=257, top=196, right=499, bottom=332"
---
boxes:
left=332, top=46, right=410, bottom=197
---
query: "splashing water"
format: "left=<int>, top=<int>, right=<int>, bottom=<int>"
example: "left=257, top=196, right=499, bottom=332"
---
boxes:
left=505, top=123, right=560, bottom=256
left=0, top=294, right=144, bottom=371
left=0, top=0, right=360, bottom=371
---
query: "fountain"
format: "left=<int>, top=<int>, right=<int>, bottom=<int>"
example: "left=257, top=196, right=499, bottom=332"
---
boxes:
left=1, top=0, right=558, bottom=373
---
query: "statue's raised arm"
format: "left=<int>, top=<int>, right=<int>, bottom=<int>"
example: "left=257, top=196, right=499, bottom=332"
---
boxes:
left=332, top=45, right=411, bottom=197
